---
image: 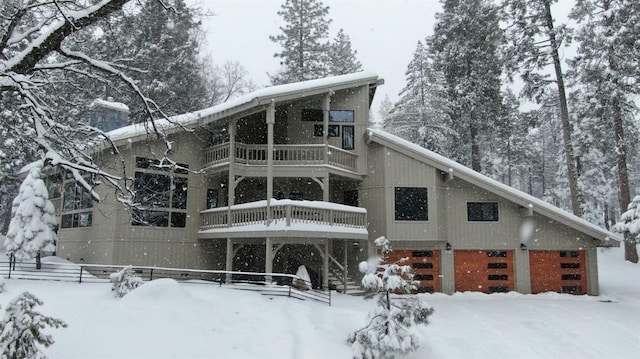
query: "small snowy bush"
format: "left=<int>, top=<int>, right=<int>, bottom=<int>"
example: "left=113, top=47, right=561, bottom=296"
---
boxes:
left=0, top=277, right=5, bottom=293
left=613, top=195, right=640, bottom=241
left=0, top=291, right=67, bottom=359
left=347, top=236, right=434, bottom=359
left=110, top=265, right=143, bottom=298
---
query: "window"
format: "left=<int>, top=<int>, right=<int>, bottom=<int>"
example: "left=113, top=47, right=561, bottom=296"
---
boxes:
left=207, top=189, right=218, bottom=209
left=412, top=251, right=433, bottom=257
left=413, top=263, right=434, bottom=269
left=467, top=202, right=499, bottom=221
left=394, top=187, right=428, bottom=221
left=47, top=174, right=63, bottom=199
left=132, top=157, right=189, bottom=228
left=60, top=180, right=93, bottom=229
left=329, top=110, right=354, bottom=122
left=342, top=125, right=354, bottom=150
left=313, top=124, right=340, bottom=137
left=301, top=109, right=323, bottom=121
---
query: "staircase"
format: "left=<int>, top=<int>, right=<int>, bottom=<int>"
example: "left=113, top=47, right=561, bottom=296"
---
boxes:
left=327, top=258, right=365, bottom=296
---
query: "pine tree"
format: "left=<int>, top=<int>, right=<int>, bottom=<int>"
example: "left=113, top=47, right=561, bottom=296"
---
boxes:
left=502, top=0, right=582, bottom=216
left=269, top=0, right=332, bottom=84
left=4, top=163, right=57, bottom=262
left=613, top=195, right=640, bottom=242
left=569, top=0, right=640, bottom=262
left=385, top=40, right=452, bottom=155
left=429, top=0, right=504, bottom=172
left=487, top=90, right=536, bottom=193
left=80, top=0, right=208, bottom=124
left=110, top=265, right=143, bottom=298
left=0, top=292, right=67, bottom=359
left=347, top=237, right=434, bottom=359
left=327, top=29, right=362, bottom=76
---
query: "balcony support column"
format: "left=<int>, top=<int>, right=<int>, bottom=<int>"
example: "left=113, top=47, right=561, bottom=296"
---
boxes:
left=225, top=238, right=233, bottom=283
left=265, top=237, right=273, bottom=283
left=227, top=120, right=237, bottom=228
left=266, top=100, right=275, bottom=224
left=323, top=91, right=331, bottom=165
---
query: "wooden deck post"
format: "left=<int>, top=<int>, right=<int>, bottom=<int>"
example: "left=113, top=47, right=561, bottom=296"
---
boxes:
left=266, top=100, right=275, bottom=224
left=226, top=238, right=233, bottom=283
left=265, top=237, right=273, bottom=283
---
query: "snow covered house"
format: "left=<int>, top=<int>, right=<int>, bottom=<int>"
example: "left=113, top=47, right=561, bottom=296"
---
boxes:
left=49, top=72, right=617, bottom=295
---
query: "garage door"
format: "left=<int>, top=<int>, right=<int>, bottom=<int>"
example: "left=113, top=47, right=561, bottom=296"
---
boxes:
left=529, top=250, right=587, bottom=295
left=454, top=250, right=514, bottom=293
left=384, top=250, right=441, bottom=293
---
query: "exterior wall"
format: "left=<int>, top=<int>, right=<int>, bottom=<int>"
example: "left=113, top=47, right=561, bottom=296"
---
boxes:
left=382, top=147, right=439, bottom=241
left=362, top=141, right=602, bottom=295
left=360, top=143, right=387, bottom=245
left=57, top=129, right=217, bottom=269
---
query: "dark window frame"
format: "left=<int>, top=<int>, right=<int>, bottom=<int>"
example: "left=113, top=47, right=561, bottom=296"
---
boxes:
left=394, top=187, right=428, bottom=221
left=467, top=202, right=499, bottom=222
left=132, top=157, right=189, bottom=228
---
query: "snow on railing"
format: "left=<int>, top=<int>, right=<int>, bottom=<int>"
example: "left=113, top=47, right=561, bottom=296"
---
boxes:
left=200, top=200, right=367, bottom=230
left=202, top=142, right=358, bottom=172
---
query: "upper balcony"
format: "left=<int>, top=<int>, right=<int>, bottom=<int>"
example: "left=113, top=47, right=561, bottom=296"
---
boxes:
left=203, top=142, right=358, bottom=174
left=198, top=199, right=368, bottom=240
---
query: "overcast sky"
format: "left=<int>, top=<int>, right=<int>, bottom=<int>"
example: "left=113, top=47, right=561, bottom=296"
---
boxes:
left=191, top=0, right=442, bottom=113
left=191, top=0, right=574, bottom=116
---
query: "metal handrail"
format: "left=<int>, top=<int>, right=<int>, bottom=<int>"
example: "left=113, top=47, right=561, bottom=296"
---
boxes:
left=1, top=260, right=331, bottom=305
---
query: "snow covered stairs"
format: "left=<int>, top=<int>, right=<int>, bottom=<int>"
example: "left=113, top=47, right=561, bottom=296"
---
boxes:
left=327, top=272, right=365, bottom=296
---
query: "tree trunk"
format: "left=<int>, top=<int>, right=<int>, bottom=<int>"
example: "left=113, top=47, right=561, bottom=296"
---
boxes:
left=543, top=0, right=582, bottom=217
left=470, top=123, right=481, bottom=172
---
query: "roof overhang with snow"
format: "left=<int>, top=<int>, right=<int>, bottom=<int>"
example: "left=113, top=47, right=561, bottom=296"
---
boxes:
left=365, top=128, right=620, bottom=247
left=106, top=72, right=383, bottom=146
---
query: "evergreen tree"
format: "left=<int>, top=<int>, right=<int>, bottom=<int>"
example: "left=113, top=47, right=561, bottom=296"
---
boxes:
left=347, top=237, right=434, bottom=359
left=4, top=163, right=57, bottom=262
left=487, top=90, right=536, bottom=193
left=429, top=0, right=504, bottom=172
left=269, top=0, right=332, bottom=84
left=80, top=0, right=208, bottom=124
left=384, top=40, right=451, bottom=154
left=0, top=292, right=67, bottom=359
left=613, top=195, right=640, bottom=242
left=569, top=0, right=640, bottom=262
left=327, top=29, right=362, bottom=75
left=502, top=0, right=582, bottom=216
left=110, top=265, right=143, bottom=298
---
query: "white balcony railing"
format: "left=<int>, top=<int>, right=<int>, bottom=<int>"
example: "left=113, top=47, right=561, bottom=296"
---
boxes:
left=203, top=142, right=357, bottom=172
left=200, top=199, right=367, bottom=232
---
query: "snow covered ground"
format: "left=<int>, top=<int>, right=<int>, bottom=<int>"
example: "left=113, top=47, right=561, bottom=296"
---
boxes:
left=1, top=245, right=639, bottom=359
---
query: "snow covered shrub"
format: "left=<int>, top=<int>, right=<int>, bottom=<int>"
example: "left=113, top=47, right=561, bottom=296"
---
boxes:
left=347, top=236, right=434, bottom=359
left=613, top=195, right=640, bottom=241
left=0, top=291, right=67, bottom=359
left=0, top=277, right=5, bottom=293
left=110, top=265, right=143, bottom=298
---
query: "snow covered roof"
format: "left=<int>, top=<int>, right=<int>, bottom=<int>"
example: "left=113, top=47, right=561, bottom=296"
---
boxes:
left=92, top=98, right=129, bottom=113
left=365, top=128, right=621, bottom=245
left=107, top=72, right=383, bottom=144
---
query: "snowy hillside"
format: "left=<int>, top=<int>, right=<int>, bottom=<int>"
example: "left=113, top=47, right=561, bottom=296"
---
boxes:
left=1, top=245, right=639, bottom=359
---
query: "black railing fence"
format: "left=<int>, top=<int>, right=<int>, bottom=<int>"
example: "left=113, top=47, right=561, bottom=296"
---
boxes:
left=1, top=258, right=331, bottom=306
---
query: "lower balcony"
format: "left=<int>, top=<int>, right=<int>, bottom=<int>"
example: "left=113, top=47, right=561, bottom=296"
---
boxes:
left=198, top=199, right=368, bottom=240
left=203, top=142, right=358, bottom=173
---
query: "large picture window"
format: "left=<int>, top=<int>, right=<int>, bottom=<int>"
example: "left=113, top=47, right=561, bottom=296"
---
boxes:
left=132, top=157, right=189, bottom=228
left=395, top=187, right=428, bottom=221
left=61, top=180, right=93, bottom=229
left=467, top=202, right=499, bottom=221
